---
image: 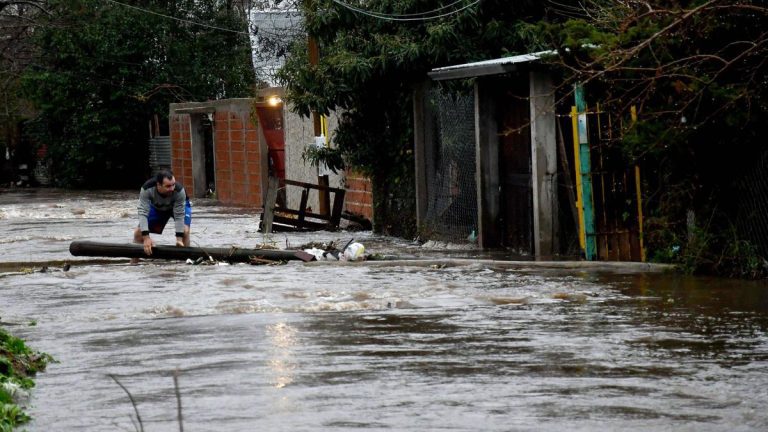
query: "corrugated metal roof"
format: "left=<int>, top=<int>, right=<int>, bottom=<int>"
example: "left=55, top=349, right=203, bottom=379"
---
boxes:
left=428, top=50, right=556, bottom=81
left=149, top=136, right=171, bottom=173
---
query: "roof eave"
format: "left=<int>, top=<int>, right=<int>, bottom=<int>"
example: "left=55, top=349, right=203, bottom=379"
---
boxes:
left=428, top=63, right=520, bottom=81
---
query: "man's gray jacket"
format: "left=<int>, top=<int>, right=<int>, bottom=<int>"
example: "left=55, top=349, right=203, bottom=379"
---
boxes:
left=138, top=178, right=187, bottom=237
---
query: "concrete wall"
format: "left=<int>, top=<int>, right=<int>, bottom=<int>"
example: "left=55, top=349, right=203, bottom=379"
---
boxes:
left=282, top=105, right=373, bottom=220
left=282, top=105, right=342, bottom=211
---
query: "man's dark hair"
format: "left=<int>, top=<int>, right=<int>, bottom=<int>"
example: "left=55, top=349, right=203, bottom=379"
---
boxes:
left=155, top=169, right=174, bottom=184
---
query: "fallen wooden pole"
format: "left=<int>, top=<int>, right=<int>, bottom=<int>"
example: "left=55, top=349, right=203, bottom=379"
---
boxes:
left=69, top=241, right=315, bottom=263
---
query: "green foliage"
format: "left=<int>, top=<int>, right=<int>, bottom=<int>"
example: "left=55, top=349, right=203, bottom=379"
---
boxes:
left=646, top=203, right=768, bottom=279
left=22, top=0, right=254, bottom=187
left=526, top=0, right=768, bottom=277
left=302, top=145, right=345, bottom=174
left=0, top=402, right=30, bottom=432
left=0, top=328, right=52, bottom=430
left=277, top=0, right=767, bottom=273
left=532, top=0, right=768, bottom=152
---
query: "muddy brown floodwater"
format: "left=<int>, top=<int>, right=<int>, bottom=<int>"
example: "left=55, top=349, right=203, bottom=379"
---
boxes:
left=1, top=189, right=767, bottom=431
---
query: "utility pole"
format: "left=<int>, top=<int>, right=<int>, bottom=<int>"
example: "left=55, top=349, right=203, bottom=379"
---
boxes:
left=306, top=0, right=330, bottom=216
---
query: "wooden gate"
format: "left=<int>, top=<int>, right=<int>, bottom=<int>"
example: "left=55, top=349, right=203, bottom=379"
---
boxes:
left=566, top=104, right=646, bottom=262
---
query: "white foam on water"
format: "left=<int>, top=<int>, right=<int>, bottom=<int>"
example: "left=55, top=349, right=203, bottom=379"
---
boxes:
left=0, top=202, right=134, bottom=220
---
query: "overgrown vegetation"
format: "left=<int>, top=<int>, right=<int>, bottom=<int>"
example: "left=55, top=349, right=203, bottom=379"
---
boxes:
left=524, top=0, right=768, bottom=277
left=276, top=0, right=551, bottom=237
left=7, top=0, right=766, bottom=276
left=0, top=328, right=52, bottom=431
left=0, top=0, right=42, bottom=184
left=19, top=0, right=254, bottom=187
left=276, top=0, right=768, bottom=276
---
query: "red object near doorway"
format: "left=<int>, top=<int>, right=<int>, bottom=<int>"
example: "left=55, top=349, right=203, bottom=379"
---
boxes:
left=256, top=106, right=285, bottom=180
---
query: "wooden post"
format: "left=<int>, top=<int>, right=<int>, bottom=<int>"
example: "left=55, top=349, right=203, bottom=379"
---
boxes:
left=330, top=188, right=345, bottom=227
left=596, top=103, right=609, bottom=260
left=297, top=188, right=309, bottom=224
left=262, top=176, right=278, bottom=235
left=529, top=71, right=558, bottom=259
left=306, top=0, right=330, bottom=217
left=153, top=114, right=160, bottom=137
left=631, top=105, right=646, bottom=262
left=556, top=120, right=579, bottom=232
left=413, top=79, right=433, bottom=229
left=571, top=106, right=586, bottom=254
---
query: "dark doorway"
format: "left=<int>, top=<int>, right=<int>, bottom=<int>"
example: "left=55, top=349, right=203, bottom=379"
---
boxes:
left=191, top=113, right=216, bottom=198
left=495, top=76, right=533, bottom=254
left=201, top=116, right=215, bottom=195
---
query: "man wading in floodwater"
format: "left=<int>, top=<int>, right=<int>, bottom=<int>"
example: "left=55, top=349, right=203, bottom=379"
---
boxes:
left=132, top=169, right=191, bottom=263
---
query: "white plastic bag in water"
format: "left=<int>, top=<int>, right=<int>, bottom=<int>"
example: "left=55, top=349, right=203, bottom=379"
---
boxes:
left=343, top=243, right=365, bottom=261
left=304, top=247, right=340, bottom=261
left=304, top=247, right=326, bottom=261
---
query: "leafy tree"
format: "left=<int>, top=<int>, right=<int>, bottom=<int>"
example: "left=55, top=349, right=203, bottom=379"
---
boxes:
left=0, top=0, right=47, bottom=182
left=273, top=0, right=767, bottom=275
left=528, top=0, right=768, bottom=275
left=22, top=0, right=254, bottom=187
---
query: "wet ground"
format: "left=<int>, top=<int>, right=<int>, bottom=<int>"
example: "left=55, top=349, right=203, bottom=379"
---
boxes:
left=1, top=189, right=767, bottom=431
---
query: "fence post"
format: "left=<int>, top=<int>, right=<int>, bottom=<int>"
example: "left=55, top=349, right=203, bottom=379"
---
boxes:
left=413, top=80, right=432, bottom=229
left=262, top=176, right=278, bottom=235
left=571, top=106, right=586, bottom=254
left=631, top=106, right=646, bottom=262
left=574, top=84, right=597, bottom=260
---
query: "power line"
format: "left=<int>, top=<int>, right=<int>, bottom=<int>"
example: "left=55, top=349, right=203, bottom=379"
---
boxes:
left=105, top=0, right=250, bottom=35
left=330, top=0, right=481, bottom=22
left=105, top=0, right=303, bottom=40
left=357, top=0, right=467, bottom=17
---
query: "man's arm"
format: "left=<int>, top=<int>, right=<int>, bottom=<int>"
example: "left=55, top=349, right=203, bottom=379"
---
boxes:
left=173, top=188, right=187, bottom=240
left=138, top=187, right=152, bottom=235
left=137, top=187, right=155, bottom=255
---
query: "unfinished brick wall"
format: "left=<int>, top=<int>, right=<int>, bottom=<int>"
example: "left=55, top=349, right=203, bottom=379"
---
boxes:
left=344, top=170, right=373, bottom=220
left=169, top=96, right=373, bottom=222
left=170, top=113, right=194, bottom=196
left=170, top=99, right=264, bottom=208
left=212, top=109, right=262, bottom=207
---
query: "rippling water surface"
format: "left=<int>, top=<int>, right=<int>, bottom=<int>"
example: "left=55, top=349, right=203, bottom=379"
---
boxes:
left=1, top=189, right=767, bottom=431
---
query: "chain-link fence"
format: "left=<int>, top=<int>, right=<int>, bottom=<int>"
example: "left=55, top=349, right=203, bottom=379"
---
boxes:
left=422, top=86, right=478, bottom=242
left=735, top=149, right=768, bottom=259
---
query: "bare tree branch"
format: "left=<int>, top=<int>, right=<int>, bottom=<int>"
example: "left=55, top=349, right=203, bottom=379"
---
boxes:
left=108, top=374, right=145, bottom=432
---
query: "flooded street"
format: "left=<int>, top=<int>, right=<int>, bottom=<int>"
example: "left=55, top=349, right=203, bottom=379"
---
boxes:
left=1, top=189, right=767, bottom=431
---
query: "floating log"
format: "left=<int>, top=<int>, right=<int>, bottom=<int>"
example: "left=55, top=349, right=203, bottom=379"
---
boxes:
left=69, top=241, right=315, bottom=263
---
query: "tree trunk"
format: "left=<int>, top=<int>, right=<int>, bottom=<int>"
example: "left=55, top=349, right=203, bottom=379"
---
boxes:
left=69, top=241, right=315, bottom=263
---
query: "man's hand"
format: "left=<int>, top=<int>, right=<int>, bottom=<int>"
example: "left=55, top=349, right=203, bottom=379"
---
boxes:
left=143, top=236, right=154, bottom=255
left=175, top=238, right=185, bottom=247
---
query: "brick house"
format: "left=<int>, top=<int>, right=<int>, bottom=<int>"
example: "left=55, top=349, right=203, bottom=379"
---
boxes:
left=168, top=89, right=373, bottom=221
